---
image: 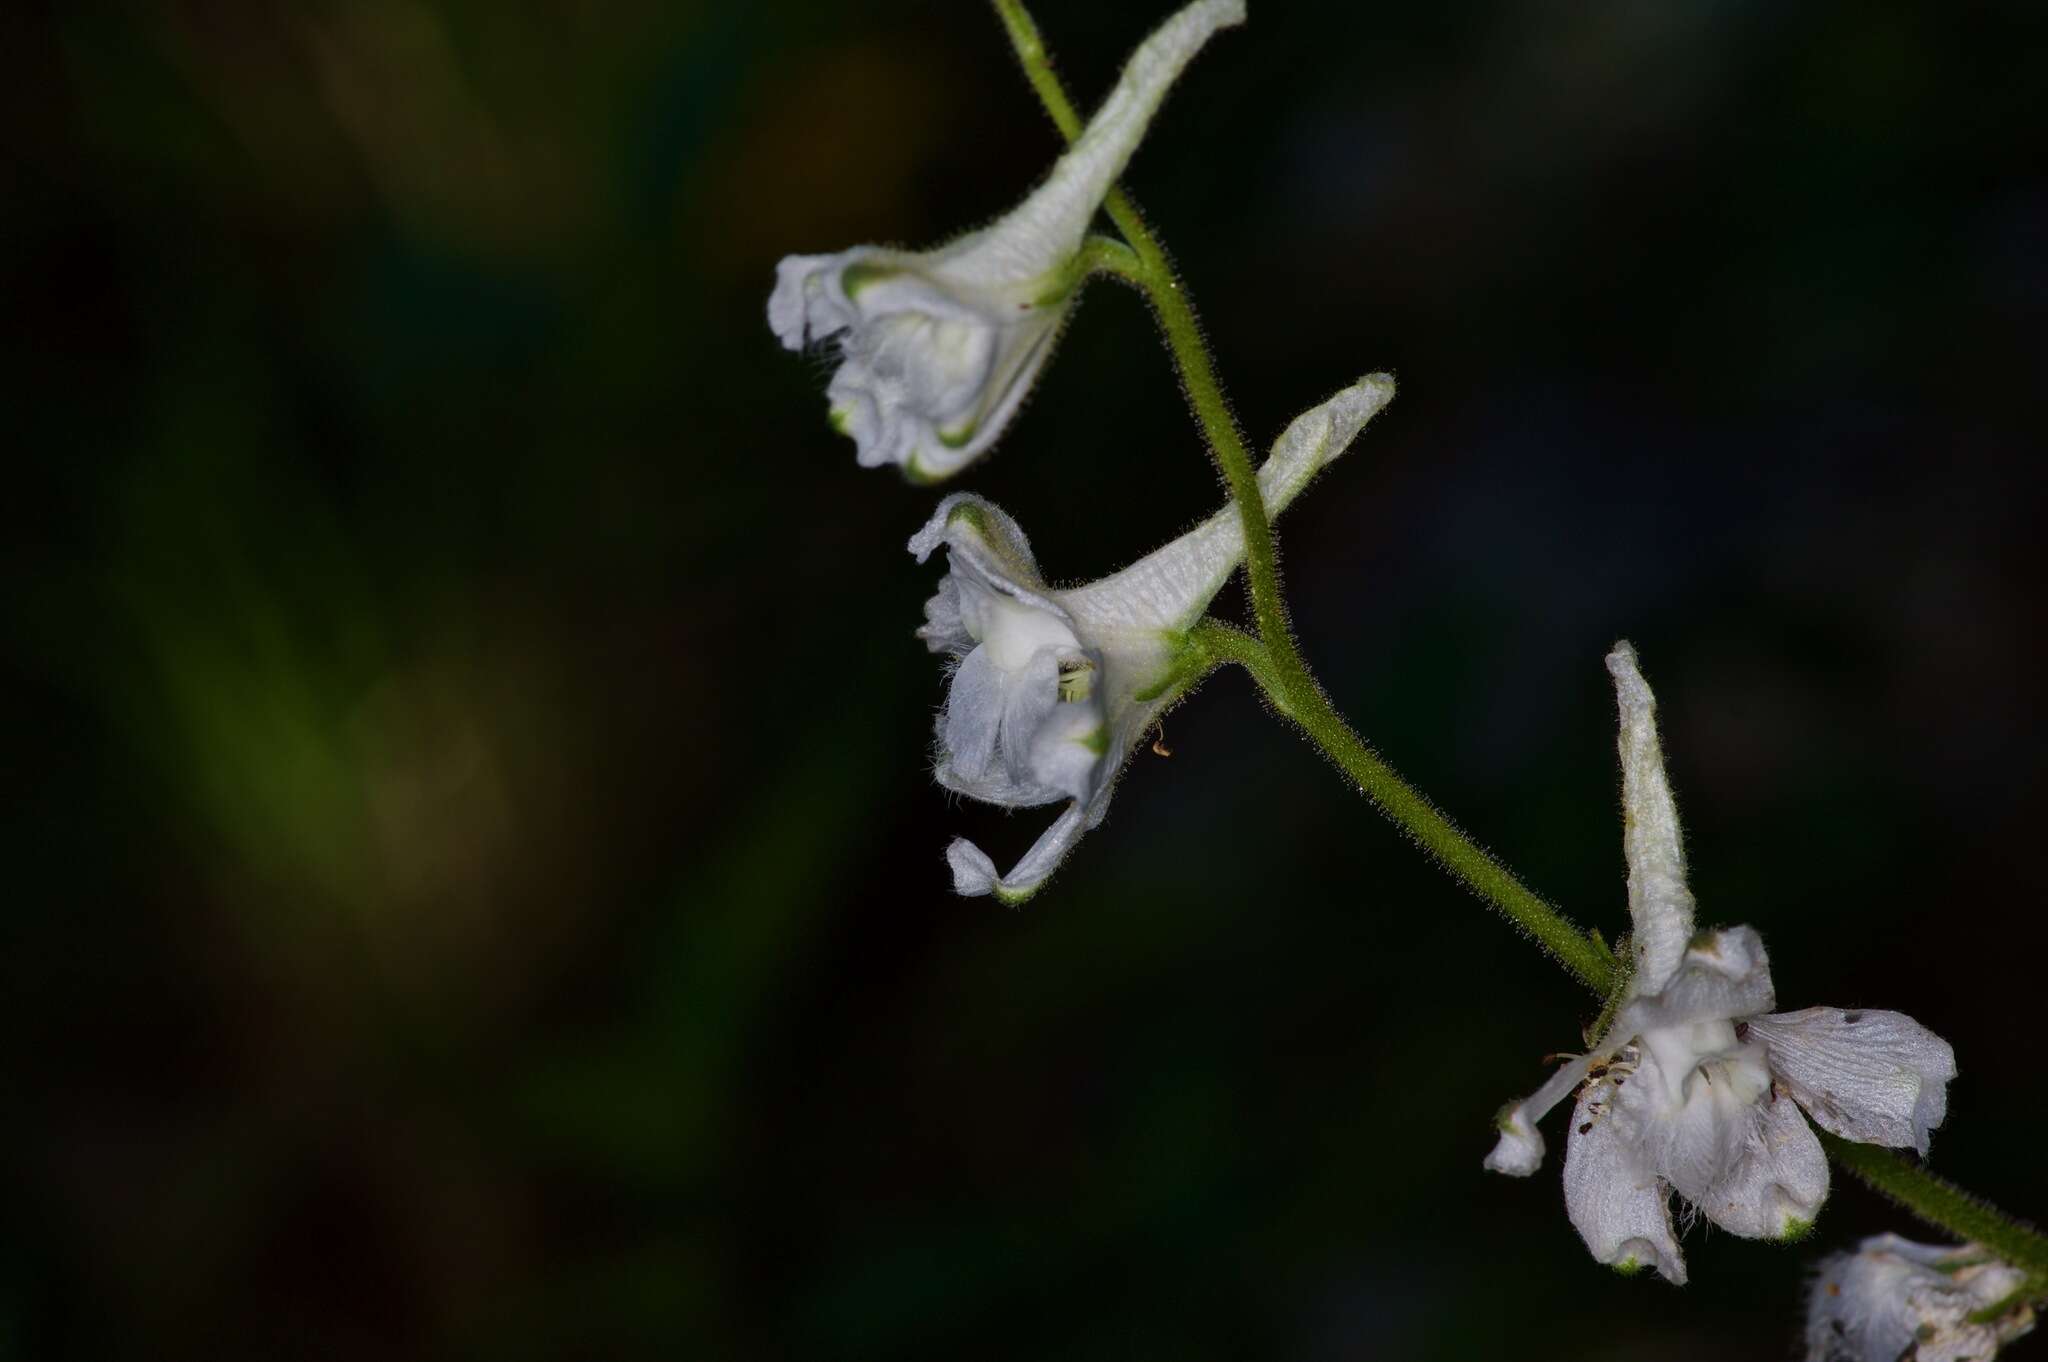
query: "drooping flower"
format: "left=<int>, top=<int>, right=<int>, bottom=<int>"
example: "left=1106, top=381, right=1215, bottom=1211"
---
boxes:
left=1483, top=644, right=1957, bottom=1284
left=1806, top=1234, right=2035, bottom=1362
left=768, top=0, right=1246, bottom=482
left=909, top=375, right=1394, bottom=901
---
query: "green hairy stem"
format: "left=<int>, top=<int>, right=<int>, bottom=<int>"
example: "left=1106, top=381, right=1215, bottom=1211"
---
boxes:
left=1820, top=1134, right=2048, bottom=1281
left=995, top=0, right=2046, bottom=1290
left=993, top=0, right=1311, bottom=699
left=1190, top=622, right=1613, bottom=992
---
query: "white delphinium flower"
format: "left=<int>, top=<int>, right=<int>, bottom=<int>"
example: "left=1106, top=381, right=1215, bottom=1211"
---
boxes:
left=909, top=375, right=1394, bottom=901
left=768, top=0, right=1245, bottom=482
left=1806, top=1234, right=2035, bottom=1361
left=1482, top=643, right=1958, bottom=1284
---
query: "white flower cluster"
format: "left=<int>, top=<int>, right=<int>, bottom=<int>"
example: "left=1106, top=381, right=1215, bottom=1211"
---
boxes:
left=771, top=1, right=1401, bottom=898
left=771, top=6, right=2031, bottom=1347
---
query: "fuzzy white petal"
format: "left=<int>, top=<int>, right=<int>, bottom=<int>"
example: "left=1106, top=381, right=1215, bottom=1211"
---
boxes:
left=1562, top=1083, right=1687, bottom=1285
left=1616, top=925, right=1776, bottom=1035
left=1484, top=1107, right=1546, bottom=1177
left=1607, top=641, right=1696, bottom=997
left=909, top=494, right=1050, bottom=593
left=1613, top=1032, right=1767, bottom=1208
left=915, top=494, right=1108, bottom=809
left=1694, top=1092, right=1828, bottom=1239
left=1747, top=1007, right=1957, bottom=1157
left=934, top=643, right=1102, bottom=807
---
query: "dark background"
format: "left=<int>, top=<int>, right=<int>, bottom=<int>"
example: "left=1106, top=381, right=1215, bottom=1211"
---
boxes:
left=8, top=0, right=2044, bottom=1357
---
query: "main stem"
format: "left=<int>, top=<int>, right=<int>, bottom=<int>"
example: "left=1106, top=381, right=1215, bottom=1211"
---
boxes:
left=995, top=0, right=2047, bottom=1282
left=1190, top=621, right=1613, bottom=992
left=992, top=0, right=1310, bottom=695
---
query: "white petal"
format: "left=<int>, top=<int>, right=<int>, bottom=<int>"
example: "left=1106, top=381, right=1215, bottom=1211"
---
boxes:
left=1484, top=1106, right=1546, bottom=1176
left=938, top=0, right=1246, bottom=285
left=767, top=243, right=1061, bottom=479
left=917, top=571, right=970, bottom=656
left=1484, top=1048, right=1610, bottom=1179
left=1563, top=1083, right=1687, bottom=1284
left=946, top=800, right=1091, bottom=904
left=910, top=495, right=1053, bottom=599
left=768, top=250, right=860, bottom=350
left=1694, top=1091, right=1828, bottom=1240
left=1618, top=925, right=1776, bottom=1035
left=1617, top=1031, right=1770, bottom=1208
left=1747, top=1007, right=1957, bottom=1156
left=823, top=276, right=1063, bottom=478
left=1059, top=374, right=1395, bottom=638
left=1005, top=649, right=1103, bottom=803
left=941, top=646, right=1009, bottom=786
left=1607, top=642, right=1696, bottom=998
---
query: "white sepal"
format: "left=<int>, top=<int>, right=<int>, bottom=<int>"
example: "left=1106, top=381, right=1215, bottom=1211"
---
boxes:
left=1746, top=1007, right=1957, bottom=1157
left=1614, top=926, right=1775, bottom=1035
left=1692, top=1090, right=1828, bottom=1240
left=1562, top=1081, right=1687, bottom=1284
left=769, top=0, right=1246, bottom=480
left=1607, top=641, right=1695, bottom=997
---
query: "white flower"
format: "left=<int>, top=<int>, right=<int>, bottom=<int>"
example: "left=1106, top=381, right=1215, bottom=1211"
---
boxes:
left=768, top=0, right=1246, bottom=482
left=1483, top=643, right=1958, bottom=1284
left=1806, top=1234, right=2035, bottom=1362
left=909, top=375, right=1394, bottom=901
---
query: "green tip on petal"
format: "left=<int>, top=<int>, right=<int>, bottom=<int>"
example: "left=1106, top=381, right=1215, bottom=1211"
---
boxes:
left=1775, top=1217, right=1815, bottom=1244
left=1078, top=726, right=1110, bottom=757
left=1611, top=1257, right=1645, bottom=1277
left=993, top=883, right=1037, bottom=908
left=839, top=261, right=897, bottom=300
left=904, top=455, right=948, bottom=487
left=945, top=500, right=992, bottom=536
left=937, top=421, right=977, bottom=450
left=827, top=407, right=853, bottom=436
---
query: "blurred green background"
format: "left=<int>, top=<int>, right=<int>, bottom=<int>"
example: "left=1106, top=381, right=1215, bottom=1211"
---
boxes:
left=8, top=0, right=2044, bottom=1357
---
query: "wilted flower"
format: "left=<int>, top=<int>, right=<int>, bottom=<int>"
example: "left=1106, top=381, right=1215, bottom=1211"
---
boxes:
left=768, top=0, right=1245, bottom=481
left=1806, top=1234, right=2035, bottom=1362
left=909, top=375, right=1394, bottom=900
left=1483, top=644, right=1957, bottom=1284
